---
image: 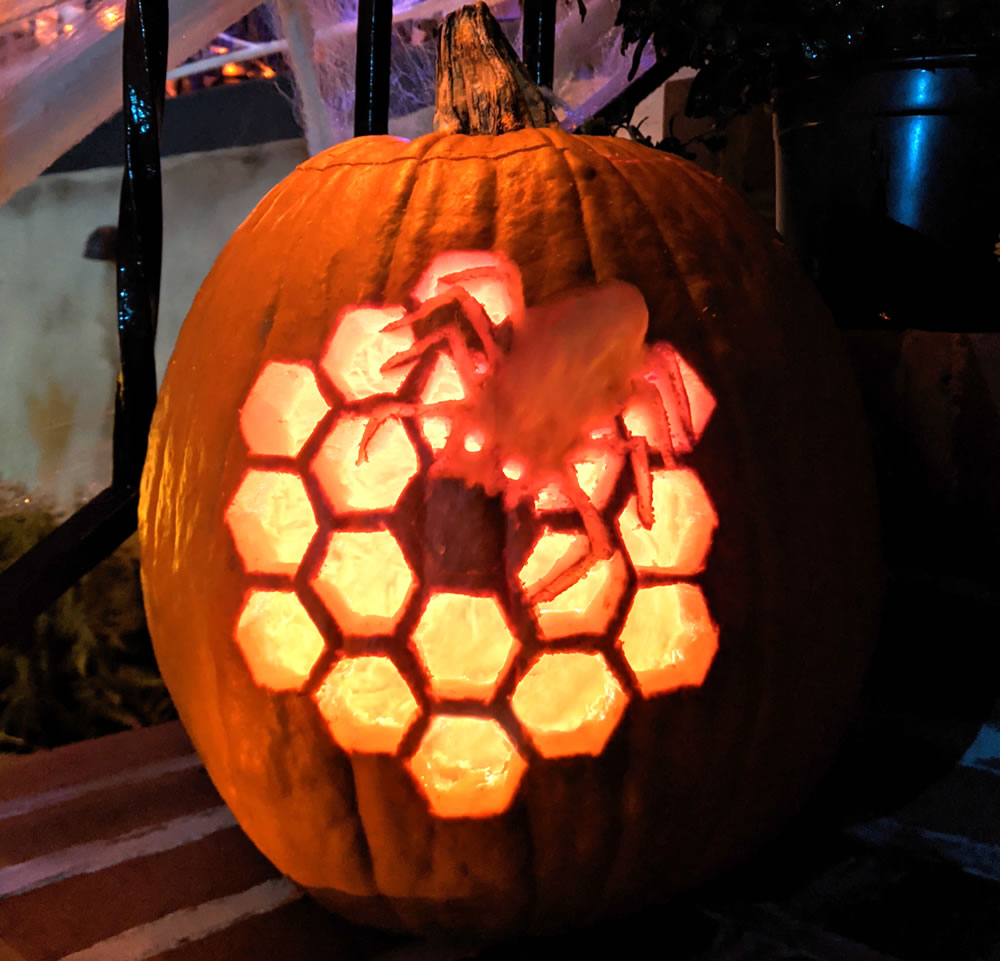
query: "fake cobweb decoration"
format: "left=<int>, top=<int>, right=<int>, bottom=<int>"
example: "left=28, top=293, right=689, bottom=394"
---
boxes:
left=267, top=0, right=655, bottom=149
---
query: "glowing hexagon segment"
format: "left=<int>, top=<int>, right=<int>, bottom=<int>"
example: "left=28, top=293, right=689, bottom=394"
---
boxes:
left=234, top=590, right=325, bottom=691
left=239, top=361, right=329, bottom=457
left=225, top=469, right=317, bottom=575
left=517, top=530, right=628, bottom=640
left=411, top=593, right=519, bottom=701
left=311, top=530, right=415, bottom=636
left=407, top=716, right=526, bottom=818
left=321, top=305, right=415, bottom=400
left=312, top=413, right=419, bottom=513
left=617, top=469, right=716, bottom=575
left=534, top=447, right=624, bottom=513
left=623, top=345, right=715, bottom=454
left=314, top=656, right=419, bottom=754
left=418, top=352, right=465, bottom=452
left=511, top=652, right=627, bottom=757
left=618, top=584, right=718, bottom=696
left=411, top=250, right=524, bottom=328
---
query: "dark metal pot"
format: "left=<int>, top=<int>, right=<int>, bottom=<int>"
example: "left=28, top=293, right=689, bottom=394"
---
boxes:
left=773, top=52, right=1000, bottom=332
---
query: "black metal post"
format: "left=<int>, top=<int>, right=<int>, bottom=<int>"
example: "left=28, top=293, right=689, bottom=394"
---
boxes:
left=354, top=0, right=392, bottom=136
left=0, top=0, right=165, bottom=631
left=522, top=0, right=555, bottom=90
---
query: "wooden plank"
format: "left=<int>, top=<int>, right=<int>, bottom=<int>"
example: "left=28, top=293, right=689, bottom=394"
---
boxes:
left=143, top=896, right=404, bottom=961
left=0, top=723, right=194, bottom=809
left=1, top=764, right=222, bottom=873
left=0, top=828, right=280, bottom=961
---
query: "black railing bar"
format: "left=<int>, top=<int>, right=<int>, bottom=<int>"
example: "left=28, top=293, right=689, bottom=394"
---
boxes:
left=0, top=489, right=140, bottom=630
left=0, top=0, right=166, bottom=633
left=522, top=0, right=556, bottom=90
left=354, top=0, right=392, bottom=136
left=113, top=0, right=167, bottom=491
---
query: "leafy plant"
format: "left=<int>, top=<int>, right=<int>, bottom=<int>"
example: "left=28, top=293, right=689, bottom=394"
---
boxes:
left=0, top=485, right=174, bottom=752
left=601, top=0, right=1000, bottom=135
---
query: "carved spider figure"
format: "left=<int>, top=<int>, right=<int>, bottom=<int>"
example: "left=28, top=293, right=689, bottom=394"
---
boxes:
left=360, top=258, right=696, bottom=601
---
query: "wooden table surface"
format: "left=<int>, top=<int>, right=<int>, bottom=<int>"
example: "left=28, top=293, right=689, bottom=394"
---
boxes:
left=2, top=711, right=999, bottom=961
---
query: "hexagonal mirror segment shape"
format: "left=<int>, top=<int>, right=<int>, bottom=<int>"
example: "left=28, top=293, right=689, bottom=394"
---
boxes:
left=311, top=530, right=416, bottom=636
left=617, top=469, right=717, bottom=575
left=225, top=469, right=318, bottom=575
left=517, top=529, right=628, bottom=640
left=618, top=584, right=718, bottom=696
left=234, top=589, right=325, bottom=691
left=407, top=715, right=526, bottom=818
left=534, top=444, right=624, bottom=514
left=311, top=413, right=419, bottom=514
left=622, top=345, right=716, bottom=455
left=314, top=656, right=420, bottom=754
left=239, top=361, right=329, bottom=457
left=511, top=652, right=627, bottom=758
left=411, top=593, right=519, bottom=701
left=411, top=250, right=524, bottom=328
left=321, top=305, right=416, bottom=401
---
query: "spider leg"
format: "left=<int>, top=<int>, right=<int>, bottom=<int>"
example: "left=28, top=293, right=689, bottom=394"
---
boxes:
left=657, top=344, right=696, bottom=451
left=380, top=323, right=484, bottom=393
left=528, top=469, right=614, bottom=604
left=577, top=429, right=653, bottom=529
left=357, top=400, right=459, bottom=464
left=437, top=260, right=526, bottom=328
left=383, top=287, right=502, bottom=371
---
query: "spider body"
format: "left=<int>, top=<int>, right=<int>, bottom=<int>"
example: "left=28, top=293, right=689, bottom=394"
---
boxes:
left=364, top=275, right=692, bottom=600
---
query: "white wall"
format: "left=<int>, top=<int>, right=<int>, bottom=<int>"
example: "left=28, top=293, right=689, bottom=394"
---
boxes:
left=0, top=138, right=308, bottom=510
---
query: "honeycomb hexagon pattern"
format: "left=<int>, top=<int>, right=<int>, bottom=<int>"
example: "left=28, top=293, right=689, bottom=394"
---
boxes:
left=226, top=251, right=719, bottom=818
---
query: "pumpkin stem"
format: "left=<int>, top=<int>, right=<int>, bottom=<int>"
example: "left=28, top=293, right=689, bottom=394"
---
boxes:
left=434, top=1, right=558, bottom=135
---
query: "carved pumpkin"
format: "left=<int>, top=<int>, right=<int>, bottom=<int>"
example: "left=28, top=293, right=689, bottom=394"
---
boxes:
left=138, top=3, right=879, bottom=939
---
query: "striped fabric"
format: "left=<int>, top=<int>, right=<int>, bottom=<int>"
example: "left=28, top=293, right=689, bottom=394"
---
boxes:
left=1, top=719, right=999, bottom=960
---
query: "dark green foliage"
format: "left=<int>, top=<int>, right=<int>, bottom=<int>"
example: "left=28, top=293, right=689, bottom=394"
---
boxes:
left=595, top=0, right=1000, bottom=140
left=0, top=486, right=175, bottom=753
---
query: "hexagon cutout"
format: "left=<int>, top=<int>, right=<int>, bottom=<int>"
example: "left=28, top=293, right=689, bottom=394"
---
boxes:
left=239, top=361, right=329, bottom=457
left=225, top=469, right=318, bottom=575
left=517, top=529, right=628, bottom=640
left=407, top=716, right=526, bottom=818
left=311, top=530, right=415, bottom=636
left=617, top=468, right=717, bottom=575
left=411, top=250, right=524, bottom=328
left=511, top=652, right=627, bottom=758
left=534, top=445, right=624, bottom=513
left=234, top=590, right=325, bottom=691
left=411, top=593, right=518, bottom=701
left=619, top=584, right=718, bottom=696
left=311, top=413, right=419, bottom=513
left=321, top=305, right=416, bottom=400
left=314, top=656, right=420, bottom=754
left=622, top=345, right=716, bottom=455
left=418, top=353, right=466, bottom=453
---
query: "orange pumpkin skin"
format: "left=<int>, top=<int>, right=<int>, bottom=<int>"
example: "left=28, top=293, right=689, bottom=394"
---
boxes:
left=138, top=126, right=880, bottom=937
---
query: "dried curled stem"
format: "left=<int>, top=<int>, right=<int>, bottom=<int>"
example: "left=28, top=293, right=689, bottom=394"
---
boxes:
left=434, top=1, right=558, bottom=135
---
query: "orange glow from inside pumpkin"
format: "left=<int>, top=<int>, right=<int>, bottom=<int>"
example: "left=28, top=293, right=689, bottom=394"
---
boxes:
left=411, top=593, right=518, bottom=701
left=239, top=362, right=329, bottom=458
left=418, top=354, right=465, bottom=452
left=312, top=413, right=419, bottom=513
left=321, top=305, right=415, bottom=401
left=623, top=348, right=715, bottom=454
left=314, top=656, right=420, bottom=754
left=234, top=590, right=325, bottom=691
left=617, top=469, right=717, bottom=575
left=618, top=584, right=719, bottom=696
left=310, top=530, right=415, bottom=636
left=534, top=448, right=624, bottom=513
left=407, top=716, right=527, bottom=817
left=411, top=251, right=523, bottom=328
left=517, top=530, right=628, bottom=639
left=511, top=652, right=627, bottom=757
left=225, top=470, right=317, bottom=575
